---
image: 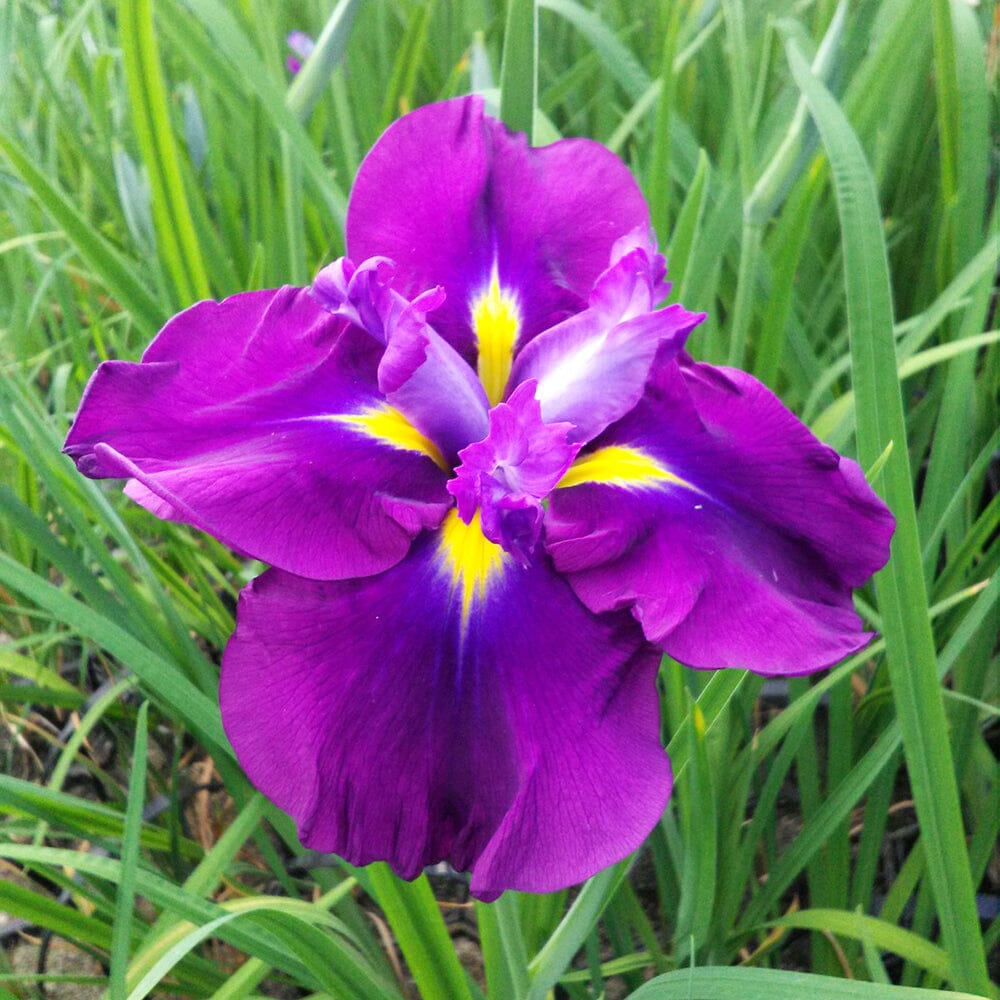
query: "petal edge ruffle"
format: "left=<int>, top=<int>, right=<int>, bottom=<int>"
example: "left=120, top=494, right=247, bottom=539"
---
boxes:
left=347, top=96, right=652, bottom=358
left=221, top=525, right=670, bottom=899
left=546, top=359, right=894, bottom=675
left=64, top=287, right=451, bottom=580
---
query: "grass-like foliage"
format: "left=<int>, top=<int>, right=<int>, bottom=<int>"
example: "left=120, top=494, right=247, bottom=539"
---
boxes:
left=1, top=1, right=997, bottom=997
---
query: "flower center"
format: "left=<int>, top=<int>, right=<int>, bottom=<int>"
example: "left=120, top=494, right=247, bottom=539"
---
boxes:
left=447, top=381, right=579, bottom=565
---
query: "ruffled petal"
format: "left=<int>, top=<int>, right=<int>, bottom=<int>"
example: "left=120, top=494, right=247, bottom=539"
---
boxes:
left=312, top=255, right=490, bottom=461
left=509, top=244, right=704, bottom=443
left=377, top=291, right=491, bottom=462
left=311, top=256, right=400, bottom=345
left=545, top=359, right=895, bottom=675
left=346, top=96, right=651, bottom=358
left=221, top=513, right=670, bottom=900
left=64, top=287, right=451, bottom=580
left=448, top=381, right=579, bottom=562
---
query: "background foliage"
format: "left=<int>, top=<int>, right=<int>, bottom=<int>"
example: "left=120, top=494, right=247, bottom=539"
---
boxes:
left=0, top=0, right=997, bottom=997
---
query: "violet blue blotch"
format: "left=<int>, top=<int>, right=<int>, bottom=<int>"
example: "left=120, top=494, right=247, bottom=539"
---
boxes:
left=64, top=96, right=894, bottom=901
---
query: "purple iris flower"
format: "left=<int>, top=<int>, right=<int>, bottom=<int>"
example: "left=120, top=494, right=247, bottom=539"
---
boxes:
left=63, top=97, right=894, bottom=900
left=286, top=31, right=315, bottom=75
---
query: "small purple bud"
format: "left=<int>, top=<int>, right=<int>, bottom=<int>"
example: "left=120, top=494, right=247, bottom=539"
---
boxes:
left=286, top=31, right=315, bottom=75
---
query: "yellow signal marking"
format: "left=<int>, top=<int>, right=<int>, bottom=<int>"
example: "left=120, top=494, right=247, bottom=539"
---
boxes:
left=335, top=405, right=447, bottom=470
left=556, top=445, right=697, bottom=492
left=437, top=509, right=506, bottom=622
left=471, top=268, right=520, bottom=406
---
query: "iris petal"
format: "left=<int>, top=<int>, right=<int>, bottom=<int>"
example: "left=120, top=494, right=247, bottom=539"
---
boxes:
left=377, top=296, right=491, bottom=463
left=347, top=96, right=651, bottom=358
left=510, top=246, right=704, bottom=444
left=64, top=287, right=451, bottom=580
left=311, top=255, right=399, bottom=344
left=546, top=358, right=895, bottom=675
left=220, top=529, right=670, bottom=900
left=312, top=255, right=490, bottom=462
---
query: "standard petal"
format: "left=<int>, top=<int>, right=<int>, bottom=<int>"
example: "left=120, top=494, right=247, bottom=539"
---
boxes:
left=509, top=247, right=704, bottom=443
left=546, top=359, right=895, bottom=675
left=311, top=256, right=490, bottom=460
left=64, top=287, right=450, bottom=580
left=311, top=255, right=400, bottom=344
left=346, top=96, right=651, bottom=358
left=221, top=513, right=670, bottom=900
left=377, top=292, right=491, bottom=462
